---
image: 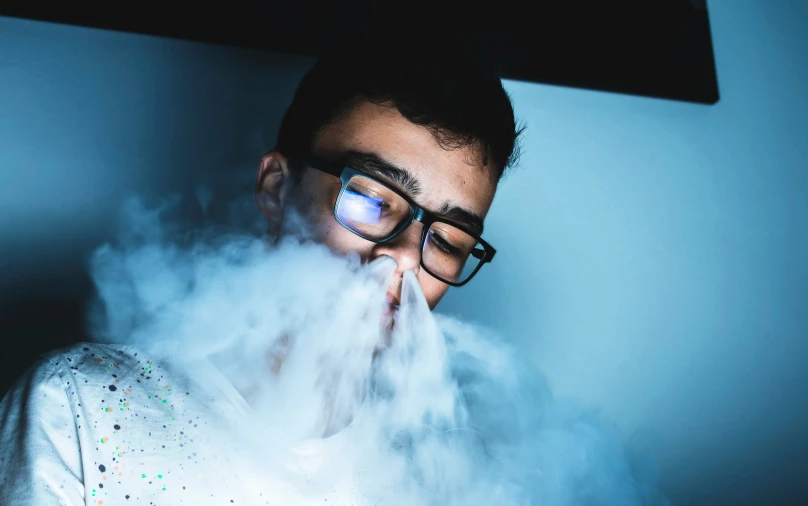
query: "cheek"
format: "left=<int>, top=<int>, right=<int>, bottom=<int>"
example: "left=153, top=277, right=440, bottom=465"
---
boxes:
left=297, top=175, right=337, bottom=221
left=293, top=187, right=375, bottom=259
left=318, top=222, right=374, bottom=258
left=292, top=175, right=339, bottom=237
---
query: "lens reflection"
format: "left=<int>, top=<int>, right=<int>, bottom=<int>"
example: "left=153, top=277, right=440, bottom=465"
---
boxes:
left=337, top=176, right=410, bottom=238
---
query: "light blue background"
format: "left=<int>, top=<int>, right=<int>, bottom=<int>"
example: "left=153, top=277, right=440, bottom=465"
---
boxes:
left=1, top=2, right=806, bottom=504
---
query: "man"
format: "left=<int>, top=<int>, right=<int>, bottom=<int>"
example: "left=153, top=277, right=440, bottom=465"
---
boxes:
left=0, top=35, right=522, bottom=504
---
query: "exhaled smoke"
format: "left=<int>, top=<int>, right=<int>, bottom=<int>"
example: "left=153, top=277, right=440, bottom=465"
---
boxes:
left=87, top=195, right=669, bottom=506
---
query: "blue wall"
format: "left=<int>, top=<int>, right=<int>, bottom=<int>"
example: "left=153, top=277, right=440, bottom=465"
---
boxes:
left=441, top=2, right=808, bottom=505
left=2, top=2, right=806, bottom=504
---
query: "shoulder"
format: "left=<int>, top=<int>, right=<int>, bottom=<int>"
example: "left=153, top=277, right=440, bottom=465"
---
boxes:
left=1, top=342, right=149, bottom=416
left=42, top=341, right=145, bottom=370
left=37, top=341, right=187, bottom=401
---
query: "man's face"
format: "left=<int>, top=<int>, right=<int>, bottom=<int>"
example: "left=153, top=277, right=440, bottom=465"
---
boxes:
left=258, top=101, right=497, bottom=310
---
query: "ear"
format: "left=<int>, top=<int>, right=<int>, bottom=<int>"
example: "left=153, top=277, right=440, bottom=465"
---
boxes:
left=255, top=151, right=293, bottom=236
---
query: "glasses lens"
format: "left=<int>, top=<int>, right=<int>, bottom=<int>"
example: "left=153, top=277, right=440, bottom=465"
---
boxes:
left=336, top=175, right=411, bottom=239
left=422, top=222, right=484, bottom=284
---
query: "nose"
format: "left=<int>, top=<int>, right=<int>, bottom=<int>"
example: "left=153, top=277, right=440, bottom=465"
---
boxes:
left=371, top=221, right=423, bottom=278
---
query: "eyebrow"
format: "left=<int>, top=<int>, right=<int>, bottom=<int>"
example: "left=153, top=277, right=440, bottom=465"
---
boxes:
left=435, top=203, right=484, bottom=236
left=340, top=151, right=422, bottom=196
left=338, top=150, right=485, bottom=236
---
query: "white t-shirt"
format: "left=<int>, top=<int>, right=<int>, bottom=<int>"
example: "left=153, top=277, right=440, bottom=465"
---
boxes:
left=0, top=342, right=274, bottom=505
left=0, top=332, right=664, bottom=506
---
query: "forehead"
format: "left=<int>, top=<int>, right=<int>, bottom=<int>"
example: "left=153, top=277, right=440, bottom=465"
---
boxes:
left=310, top=101, right=498, bottom=219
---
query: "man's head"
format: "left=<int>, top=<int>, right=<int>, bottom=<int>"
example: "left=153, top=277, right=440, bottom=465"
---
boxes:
left=256, top=36, right=522, bottom=310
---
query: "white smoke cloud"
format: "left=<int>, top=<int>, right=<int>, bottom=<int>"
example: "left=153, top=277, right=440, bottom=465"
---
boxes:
left=86, top=194, right=670, bottom=505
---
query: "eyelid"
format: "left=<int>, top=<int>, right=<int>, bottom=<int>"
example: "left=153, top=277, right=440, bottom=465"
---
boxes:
left=349, top=185, right=381, bottom=198
left=437, top=241, right=461, bottom=255
left=429, top=230, right=462, bottom=253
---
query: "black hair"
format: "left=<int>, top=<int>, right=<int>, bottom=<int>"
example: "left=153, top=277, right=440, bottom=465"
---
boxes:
left=275, top=34, right=524, bottom=183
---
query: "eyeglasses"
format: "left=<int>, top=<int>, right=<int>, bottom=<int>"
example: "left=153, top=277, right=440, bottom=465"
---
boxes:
left=301, top=156, right=496, bottom=287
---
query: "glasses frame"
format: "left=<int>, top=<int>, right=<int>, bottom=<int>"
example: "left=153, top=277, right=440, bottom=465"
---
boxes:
left=302, top=156, right=496, bottom=287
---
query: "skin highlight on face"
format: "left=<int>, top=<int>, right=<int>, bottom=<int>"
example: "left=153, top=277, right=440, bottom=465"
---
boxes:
left=256, top=101, right=498, bottom=311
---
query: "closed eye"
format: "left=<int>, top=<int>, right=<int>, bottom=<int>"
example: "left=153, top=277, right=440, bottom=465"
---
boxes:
left=428, top=231, right=462, bottom=255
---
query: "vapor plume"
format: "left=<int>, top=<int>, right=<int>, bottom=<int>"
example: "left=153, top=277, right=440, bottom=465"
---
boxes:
left=86, top=194, right=668, bottom=505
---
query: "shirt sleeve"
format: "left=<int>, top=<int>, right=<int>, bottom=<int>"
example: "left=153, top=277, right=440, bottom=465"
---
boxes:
left=0, top=355, right=85, bottom=505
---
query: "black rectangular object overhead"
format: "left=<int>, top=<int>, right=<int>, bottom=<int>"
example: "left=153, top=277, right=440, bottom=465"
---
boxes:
left=0, top=1, right=720, bottom=104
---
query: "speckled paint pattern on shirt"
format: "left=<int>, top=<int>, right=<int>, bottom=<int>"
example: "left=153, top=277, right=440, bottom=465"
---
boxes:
left=0, top=342, right=271, bottom=505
